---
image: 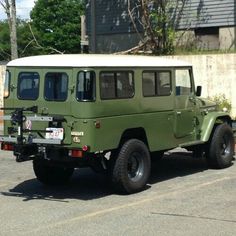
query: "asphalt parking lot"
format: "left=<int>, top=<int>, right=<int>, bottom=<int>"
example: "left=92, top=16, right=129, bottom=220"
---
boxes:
left=0, top=150, right=236, bottom=236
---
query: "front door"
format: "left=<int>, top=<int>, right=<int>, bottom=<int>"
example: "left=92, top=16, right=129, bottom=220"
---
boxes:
left=174, top=68, right=196, bottom=138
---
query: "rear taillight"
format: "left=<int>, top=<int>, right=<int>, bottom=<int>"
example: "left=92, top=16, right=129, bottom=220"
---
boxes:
left=69, top=149, right=83, bottom=158
left=1, top=143, right=14, bottom=151
left=68, top=146, right=90, bottom=158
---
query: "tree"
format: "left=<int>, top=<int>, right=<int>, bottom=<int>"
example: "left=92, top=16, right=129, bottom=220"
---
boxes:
left=0, top=19, right=38, bottom=61
left=30, top=0, right=84, bottom=54
left=124, top=0, right=188, bottom=55
left=0, top=0, right=18, bottom=59
left=0, top=20, right=11, bottom=60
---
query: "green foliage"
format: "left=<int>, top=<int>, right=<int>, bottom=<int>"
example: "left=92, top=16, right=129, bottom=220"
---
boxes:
left=0, top=20, right=11, bottom=60
left=30, top=0, right=84, bottom=54
left=138, top=0, right=179, bottom=55
left=150, top=9, right=175, bottom=55
left=0, top=20, right=36, bottom=61
left=0, top=0, right=84, bottom=60
left=211, top=94, right=232, bottom=113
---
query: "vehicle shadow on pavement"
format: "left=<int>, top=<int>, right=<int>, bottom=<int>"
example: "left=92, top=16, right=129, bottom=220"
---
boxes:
left=149, top=152, right=208, bottom=184
left=1, top=152, right=210, bottom=201
left=1, top=168, right=112, bottom=202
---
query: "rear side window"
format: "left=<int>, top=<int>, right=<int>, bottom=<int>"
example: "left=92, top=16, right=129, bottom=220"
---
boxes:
left=143, top=71, right=171, bottom=97
left=44, top=73, right=68, bottom=101
left=100, top=71, right=134, bottom=99
left=77, top=71, right=96, bottom=101
left=18, top=72, right=39, bottom=100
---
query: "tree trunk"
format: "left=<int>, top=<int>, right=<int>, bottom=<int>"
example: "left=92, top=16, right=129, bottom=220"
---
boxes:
left=1, top=0, right=18, bottom=60
left=10, top=0, right=18, bottom=59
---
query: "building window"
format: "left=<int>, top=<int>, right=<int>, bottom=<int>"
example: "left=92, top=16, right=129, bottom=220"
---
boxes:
left=195, top=27, right=219, bottom=50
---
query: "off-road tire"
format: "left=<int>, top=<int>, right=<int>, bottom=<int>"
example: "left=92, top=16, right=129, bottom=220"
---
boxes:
left=111, top=139, right=151, bottom=194
left=33, top=159, right=74, bottom=185
left=206, top=123, right=235, bottom=169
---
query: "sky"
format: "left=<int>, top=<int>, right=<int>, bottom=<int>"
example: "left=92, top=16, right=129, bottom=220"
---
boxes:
left=0, top=0, right=35, bottom=20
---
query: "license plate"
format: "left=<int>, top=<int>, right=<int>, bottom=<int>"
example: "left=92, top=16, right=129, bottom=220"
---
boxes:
left=45, top=128, right=64, bottom=140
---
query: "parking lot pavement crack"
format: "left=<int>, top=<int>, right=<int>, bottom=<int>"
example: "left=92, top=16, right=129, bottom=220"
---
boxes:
left=150, top=212, right=236, bottom=224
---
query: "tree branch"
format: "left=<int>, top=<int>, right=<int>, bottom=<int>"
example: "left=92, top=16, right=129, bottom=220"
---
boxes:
left=127, top=0, right=144, bottom=42
left=28, top=23, right=64, bottom=54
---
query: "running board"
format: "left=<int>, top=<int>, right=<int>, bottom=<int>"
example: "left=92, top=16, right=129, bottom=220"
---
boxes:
left=179, top=140, right=205, bottom=148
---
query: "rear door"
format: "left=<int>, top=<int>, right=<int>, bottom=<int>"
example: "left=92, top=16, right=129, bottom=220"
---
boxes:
left=13, top=68, right=73, bottom=144
left=13, top=68, right=73, bottom=116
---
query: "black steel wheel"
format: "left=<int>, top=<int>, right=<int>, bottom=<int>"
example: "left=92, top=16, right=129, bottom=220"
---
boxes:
left=206, top=123, right=235, bottom=169
left=111, top=139, right=151, bottom=194
left=33, top=159, right=74, bottom=185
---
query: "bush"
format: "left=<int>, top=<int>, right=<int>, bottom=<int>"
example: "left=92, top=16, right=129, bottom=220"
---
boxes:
left=210, top=94, right=232, bottom=113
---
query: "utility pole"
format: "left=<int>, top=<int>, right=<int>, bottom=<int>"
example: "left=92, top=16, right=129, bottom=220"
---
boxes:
left=90, top=0, right=96, bottom=53
left=80, top=15, right=89, bottom=53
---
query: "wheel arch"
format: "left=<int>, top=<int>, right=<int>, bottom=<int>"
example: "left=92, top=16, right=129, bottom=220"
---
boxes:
left=201, top=112, right=232, bottom=142
left=118, top=127, right=149, bottom=150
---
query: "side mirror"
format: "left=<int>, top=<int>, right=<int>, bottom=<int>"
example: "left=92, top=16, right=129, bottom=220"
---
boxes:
left=196, top=86, right=202, bottom=97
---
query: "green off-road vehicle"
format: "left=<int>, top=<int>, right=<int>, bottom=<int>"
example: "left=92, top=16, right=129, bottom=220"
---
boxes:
left=0, top=54, right=235, bottom=193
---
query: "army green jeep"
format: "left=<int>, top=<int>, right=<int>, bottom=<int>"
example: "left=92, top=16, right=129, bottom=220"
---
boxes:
left=1, top=54, right=235, bottom=194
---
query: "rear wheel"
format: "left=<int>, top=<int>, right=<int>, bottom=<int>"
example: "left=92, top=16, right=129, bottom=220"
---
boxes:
left=33, top=159, right=74, bottom=185
left=206, top=123, right=235, bottom=169
left=110, top=139, right=151, bottom=194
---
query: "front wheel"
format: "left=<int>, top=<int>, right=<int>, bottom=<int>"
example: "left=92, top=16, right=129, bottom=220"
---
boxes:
left=206, top=123, right=235, bottom=169
left=110, top=139, right=151, bottom=194
left=33, top=159, right=74, bottom=185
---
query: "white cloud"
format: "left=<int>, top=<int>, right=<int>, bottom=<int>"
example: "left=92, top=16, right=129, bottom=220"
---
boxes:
left=0, top=0, right=35, bottom=20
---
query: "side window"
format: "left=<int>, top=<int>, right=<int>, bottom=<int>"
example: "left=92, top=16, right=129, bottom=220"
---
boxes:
left=142, top=71, right=171, bottom=97
left=4, top=70, right=10, bottom=98
left=175, top=69, right=192, bottom=96
left=100, top=71, right=134, bottom=99
left=143, top=72, right=155, bottom=96
left=77, top=71, right=96, bottom=101
left=158, top=72, right=171, bottom=96
left=44, top=73, right=68, bottom=101
left=116, top=72, right=134, bottom=98
left=100, top=72, right=115, bottom=99
left=18, top=72, right=39, bottom=100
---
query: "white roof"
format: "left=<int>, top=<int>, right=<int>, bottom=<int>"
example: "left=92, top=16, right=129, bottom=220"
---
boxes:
left=7, top=54, right=191, bottom=68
